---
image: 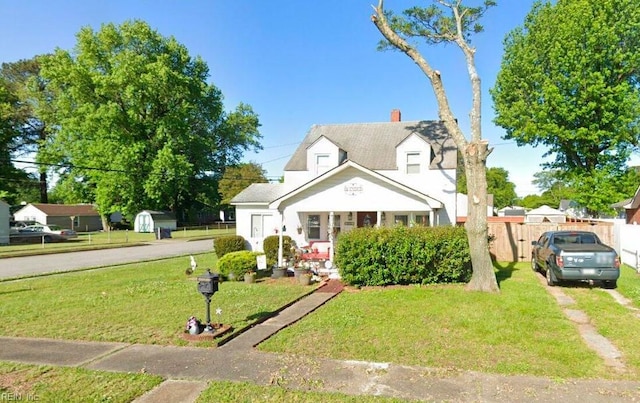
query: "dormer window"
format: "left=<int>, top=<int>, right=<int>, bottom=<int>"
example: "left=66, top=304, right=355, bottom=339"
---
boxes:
left=406, top=152, right=420, bottom=174
left=316, top=154, right=330, bottom=175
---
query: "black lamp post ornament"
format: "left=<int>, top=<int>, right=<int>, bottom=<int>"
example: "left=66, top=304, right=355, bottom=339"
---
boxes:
left=197, top=269, right=219, bottom=334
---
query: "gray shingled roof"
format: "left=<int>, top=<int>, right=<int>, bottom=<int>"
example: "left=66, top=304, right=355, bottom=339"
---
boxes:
left=231, top=183, right=289, bottom=204
left=284, top=120, right=457, bottom=171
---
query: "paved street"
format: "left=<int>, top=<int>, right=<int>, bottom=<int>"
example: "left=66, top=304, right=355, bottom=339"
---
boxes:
left=0, top=239, right=213, bottom=280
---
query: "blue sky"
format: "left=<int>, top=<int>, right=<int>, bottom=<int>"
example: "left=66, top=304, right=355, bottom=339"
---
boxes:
left=2, top=1, right=557, bottom=197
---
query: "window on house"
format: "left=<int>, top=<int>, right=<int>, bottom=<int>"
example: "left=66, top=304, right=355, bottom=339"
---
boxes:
left=307, top=214, right=321, bottom=239
left=316, top=154, right=331, bottom=175
left=394, top=215, right=408, bottom=226
left=406, top=152, right=420, bottom=174
left=251, top=214, right=273, bottom=238
left=414, top=215, right=429, bottom=226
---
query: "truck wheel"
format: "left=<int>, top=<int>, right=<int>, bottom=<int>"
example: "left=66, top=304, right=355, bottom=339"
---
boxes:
left=546, top=268, right=557, bottom=286
left=531, top=258, right=539, bottom=273
left=603, top=280, right=617, bottom=289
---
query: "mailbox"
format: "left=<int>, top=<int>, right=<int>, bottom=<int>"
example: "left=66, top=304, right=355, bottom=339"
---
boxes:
left=197, top=269, right=219, bottom=296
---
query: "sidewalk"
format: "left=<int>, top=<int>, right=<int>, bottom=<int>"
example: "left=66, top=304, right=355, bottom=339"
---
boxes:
left=3, top=280, right=640, bottom=402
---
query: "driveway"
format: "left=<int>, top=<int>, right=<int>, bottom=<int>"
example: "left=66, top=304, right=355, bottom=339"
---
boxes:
left=0, top=239, right=213, bottom=280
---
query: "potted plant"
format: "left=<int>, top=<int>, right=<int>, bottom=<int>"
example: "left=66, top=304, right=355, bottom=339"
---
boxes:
left=271, top=265, right=287, bottom=279
left=298, top=271, right=312, bottom=286
left=293, top=261, right=310, bottom=279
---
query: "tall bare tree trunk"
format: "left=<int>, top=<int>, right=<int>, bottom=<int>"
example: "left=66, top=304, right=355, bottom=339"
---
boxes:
left=463, top=140, right=497, bottom=292
left=372, top=0, right=499, bottom=292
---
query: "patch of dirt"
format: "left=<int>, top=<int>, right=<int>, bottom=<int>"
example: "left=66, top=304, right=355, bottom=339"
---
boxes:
left=317, top=279, right=344, bottom=293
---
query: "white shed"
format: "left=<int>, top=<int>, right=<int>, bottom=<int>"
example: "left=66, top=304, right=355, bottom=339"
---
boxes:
left=0, top=200, right=9, bottom=245
left=525, top=205, right=567, bottom=223
left=134, top=210, right=177, bottom=233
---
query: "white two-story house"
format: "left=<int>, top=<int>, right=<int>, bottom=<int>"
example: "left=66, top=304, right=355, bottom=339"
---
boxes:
left=231, top=110, right=458, bottom=264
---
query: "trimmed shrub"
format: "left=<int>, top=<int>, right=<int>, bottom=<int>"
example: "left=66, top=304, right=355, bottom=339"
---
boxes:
left=217, top=250, right=258, bottom=280
left=263, top=235, right=295, bottom=267
left=213, top=235, right=246, bottom=258
left=335, top=225, right=472, bottom=287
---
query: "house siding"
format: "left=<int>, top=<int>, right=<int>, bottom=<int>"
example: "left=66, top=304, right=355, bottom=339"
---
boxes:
left=626, top=208, right=640, bottom=224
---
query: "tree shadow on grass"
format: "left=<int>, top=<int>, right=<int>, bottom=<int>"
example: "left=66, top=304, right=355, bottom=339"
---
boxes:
left=494, top=261, right=518, bottom=286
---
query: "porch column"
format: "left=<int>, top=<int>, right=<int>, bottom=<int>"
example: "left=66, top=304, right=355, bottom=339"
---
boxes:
left=277, top=214, right=284, bottom=268
left=377, top=211, right=382, bottom=227
left=429, top=210, right=435, bottom=227
left=328, top=211, right=334, bottom=261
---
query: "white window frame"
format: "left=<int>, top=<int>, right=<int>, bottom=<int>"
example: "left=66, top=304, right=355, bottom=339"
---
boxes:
left=316, top=154, right=331, bottom=175
left=406, top=152, right=420, bottom=174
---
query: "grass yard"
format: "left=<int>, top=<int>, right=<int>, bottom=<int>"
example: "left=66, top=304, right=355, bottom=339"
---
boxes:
left=0, top=361, right=409, bottom=402
left=195, top=380, right=411, bottom=402
left=560, top=265, right=640, bottom=376
left=259, top=262, right=640, bottom=380
left=0, top=252, right=312, bottom=347
left=0, top=361, right=162, bottom=402
left=0, top=227, right=235, bottom=258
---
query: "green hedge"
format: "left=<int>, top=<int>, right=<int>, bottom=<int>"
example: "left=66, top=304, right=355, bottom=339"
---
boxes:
left=263, top=235, right=295, bottom=267
left=334, top=225, right=472, bottom=286
left=213, top=235, right=246, bottom=258
left=217, top=250, right=258, bottom=280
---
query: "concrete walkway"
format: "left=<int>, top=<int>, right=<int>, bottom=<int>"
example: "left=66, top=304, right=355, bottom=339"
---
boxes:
left=3, top=279, right=640, bottom=402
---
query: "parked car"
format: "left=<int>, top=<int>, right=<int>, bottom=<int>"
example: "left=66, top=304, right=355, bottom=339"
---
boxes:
left=19, top=224, right=78, bottom=242
left=531, top=230, right=620, bottom=289
left=9, top=220, right=41, bottom=234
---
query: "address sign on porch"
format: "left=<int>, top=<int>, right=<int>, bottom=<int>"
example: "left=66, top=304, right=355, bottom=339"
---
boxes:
left=344, top=182, right=364, bottom=196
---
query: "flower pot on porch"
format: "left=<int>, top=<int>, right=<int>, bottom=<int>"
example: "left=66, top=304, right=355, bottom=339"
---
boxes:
left=293, top=267, right=309, bottom=279
left=298, top=273, right=312, bottom=286
left=271, top=267, right=286, bottom=279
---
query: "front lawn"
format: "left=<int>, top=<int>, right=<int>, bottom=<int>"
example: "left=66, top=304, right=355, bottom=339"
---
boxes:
left=0, top=252, right=311, bottom=346
left=0, top=361, right=162, bottom=402
left=259, top=262, right=637, bottom=380
left=561, top=264, right=640, bottom=376
left=0, top=227, right=234, bottom=258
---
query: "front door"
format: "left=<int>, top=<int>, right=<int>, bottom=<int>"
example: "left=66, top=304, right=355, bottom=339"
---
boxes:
left=357, top=212, right=377, bottom=228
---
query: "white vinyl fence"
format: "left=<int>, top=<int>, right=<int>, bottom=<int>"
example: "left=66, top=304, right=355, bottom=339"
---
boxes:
left=613, top=220, right=640, bottom=272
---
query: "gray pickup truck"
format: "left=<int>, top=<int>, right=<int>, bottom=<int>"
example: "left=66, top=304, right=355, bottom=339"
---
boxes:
left=531, top=230, right=620, bottom=288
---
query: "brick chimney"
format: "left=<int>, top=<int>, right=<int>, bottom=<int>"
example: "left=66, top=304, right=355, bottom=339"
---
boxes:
left=390, top=109, right=401, bottom=122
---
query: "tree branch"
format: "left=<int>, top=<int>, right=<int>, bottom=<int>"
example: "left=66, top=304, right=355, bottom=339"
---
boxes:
left=371, top=0, right=468, bottom=148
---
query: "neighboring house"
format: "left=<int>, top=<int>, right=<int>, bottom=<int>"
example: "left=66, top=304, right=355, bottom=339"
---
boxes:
left=13, top=203, right=103, bottom=232
left=231, top=110, right=458, bottom=263
left=497, top=205, right=526, bottom=217
left=558, top=199, right=588, bottom=219
left=134, top=210, right=177, bottom=233
left=525, top=205, right=566, bottom=223
left=456, top=193, right=494, bottom=222
left=0, top=200, right=9, bottom=245
left=613, top=184, right=640, bottom=224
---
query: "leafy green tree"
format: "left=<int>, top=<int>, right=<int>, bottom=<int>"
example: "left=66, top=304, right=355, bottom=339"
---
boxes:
left=457, top=155, right=517, bottom=210
left=0, top=58, right=53, bottom=203
left=486, top=167, right=517, bottom=209
left=531, top=170, right=575, bottom=208
left=519, top=194, right=547, bottom=210
left=218, top=162, right=268, bottom=205
left=372, top=0, right=499, bottom=292
left=491, top=0, right=640, bottom=215
left=0, top=77, right=41, bottom=205
left=36, top=20, right=262, bottom=227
